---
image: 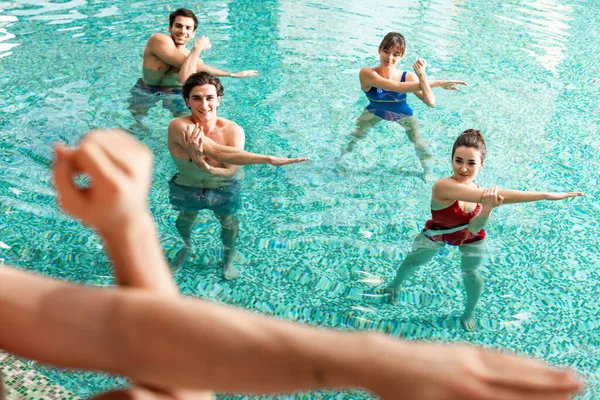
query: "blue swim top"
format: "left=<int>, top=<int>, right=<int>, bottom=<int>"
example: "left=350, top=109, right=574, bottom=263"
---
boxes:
left=364, top=71, right=413, bottom=121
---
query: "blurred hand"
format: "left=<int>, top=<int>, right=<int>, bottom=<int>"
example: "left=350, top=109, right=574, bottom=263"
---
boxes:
left=231, top=70, right=259, bottom=78
left=54, top=129, right=152, bottom=234
left=367, top=337, right=584, bottom=400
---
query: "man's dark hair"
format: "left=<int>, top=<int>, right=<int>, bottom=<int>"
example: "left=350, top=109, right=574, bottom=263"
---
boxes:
left=169, top=8, right=198, bottom=30
left=182, top=72, right=225, bottom=99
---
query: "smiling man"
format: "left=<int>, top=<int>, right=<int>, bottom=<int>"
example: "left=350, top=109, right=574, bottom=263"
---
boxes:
left=167, top=72, right=307, bottom=279
left=129, top=8, right=257, bottom=123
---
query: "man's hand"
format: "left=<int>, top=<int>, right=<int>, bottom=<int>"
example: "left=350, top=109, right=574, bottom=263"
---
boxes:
left=183, top=123, right=205, bottom=154
left=231, top=70, right=259, bottom=78
left=54, top=129, right=153, bottom=234
left=193, top=36, right=212, bottom=52
left=268, top=156, right=309, bottom=166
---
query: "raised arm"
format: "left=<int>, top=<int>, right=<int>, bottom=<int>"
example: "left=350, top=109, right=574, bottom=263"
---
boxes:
left=178, top=36, right=212, bottom=83
left=148, top=33, right=256, bottom=79
left=54, top=131, right=178, bottom=296
left=412, top=59, right=436, bottom=107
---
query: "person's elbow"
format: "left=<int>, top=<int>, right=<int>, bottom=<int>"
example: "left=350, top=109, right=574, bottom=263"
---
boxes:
left=207, top=145, right=223, bottom=162
left=178, top=70, right=190, bottom=83
left=425, top=99, right=436, bottom=108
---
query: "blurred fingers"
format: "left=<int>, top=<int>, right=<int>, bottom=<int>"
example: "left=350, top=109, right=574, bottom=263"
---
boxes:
left=54, top=145, right=85, bottom=215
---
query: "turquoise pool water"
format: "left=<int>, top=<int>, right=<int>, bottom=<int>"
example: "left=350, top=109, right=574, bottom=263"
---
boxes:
left=1, top=0, right=599, bottom=398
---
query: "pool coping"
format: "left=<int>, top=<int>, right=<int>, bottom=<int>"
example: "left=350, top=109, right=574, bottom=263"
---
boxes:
left=0, top=351, right=80, bottom=400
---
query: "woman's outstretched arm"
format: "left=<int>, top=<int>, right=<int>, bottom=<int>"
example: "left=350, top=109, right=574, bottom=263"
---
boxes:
left=433, top=178, right=582, bottom=205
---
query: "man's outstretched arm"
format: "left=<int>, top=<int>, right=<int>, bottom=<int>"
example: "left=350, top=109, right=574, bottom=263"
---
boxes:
left=168, top=120, right=309, bottom=166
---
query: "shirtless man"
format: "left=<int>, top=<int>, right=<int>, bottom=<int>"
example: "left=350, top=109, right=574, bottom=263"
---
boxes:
left=167, top=72, right=306, bottom=279
left=129, top=8, right=257, bottom=122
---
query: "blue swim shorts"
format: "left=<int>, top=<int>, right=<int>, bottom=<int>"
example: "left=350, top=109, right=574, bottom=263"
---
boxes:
left=168, top=175, right=241, bottom=215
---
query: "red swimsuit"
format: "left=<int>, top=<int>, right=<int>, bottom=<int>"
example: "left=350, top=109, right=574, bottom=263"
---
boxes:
left=422, top=201, right=486, bottom=246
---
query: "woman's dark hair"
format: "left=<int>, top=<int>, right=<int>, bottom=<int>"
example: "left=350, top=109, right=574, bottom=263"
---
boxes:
left=169, top=8, right=198, bottom=30
left=379, top=32, right=406, bottom=56
left=182, top=72, right=224, bottom=99
left=452, top=129, right=486, bottom=162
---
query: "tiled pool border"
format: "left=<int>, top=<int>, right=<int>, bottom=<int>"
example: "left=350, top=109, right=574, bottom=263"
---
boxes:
left=0, top=351, right=80, bottom=400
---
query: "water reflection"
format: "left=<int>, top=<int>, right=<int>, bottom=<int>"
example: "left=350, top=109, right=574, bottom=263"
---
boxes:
left=5, top=0, right=87, bottom=25
left=0, top=11, right=18, bottom=58
left=496, top=0, right=573, bottom=75
left=6, top=0, right=86, bottom=16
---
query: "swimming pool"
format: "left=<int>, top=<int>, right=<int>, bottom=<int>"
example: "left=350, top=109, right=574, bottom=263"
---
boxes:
left=1, top=0, right=599, bottom=398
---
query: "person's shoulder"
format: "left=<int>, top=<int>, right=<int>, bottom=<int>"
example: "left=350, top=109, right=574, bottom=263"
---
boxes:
left=148, top=32, right=172, bottom=45
left=169, top=116, right=192, bottom=130
left=359, top=66, right=376, bottom=76
left=220, top=118, right=244, bottom=135
left=404, top=71, right=419, bottom=81
left=433, top=177, right=456, bottom=190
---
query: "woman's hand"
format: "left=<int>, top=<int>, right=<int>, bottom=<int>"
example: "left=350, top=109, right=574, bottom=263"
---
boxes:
left=413, top=58, right=427, bottom=77
left=438, top=80, right=468, bottom=90
left=480, top=186, right=504, bottom=209
left=546, top=192, right=583, bottom=200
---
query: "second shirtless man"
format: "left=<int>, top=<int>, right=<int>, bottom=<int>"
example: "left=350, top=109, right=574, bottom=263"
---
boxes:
left=130, top=8, right=257, bottom=122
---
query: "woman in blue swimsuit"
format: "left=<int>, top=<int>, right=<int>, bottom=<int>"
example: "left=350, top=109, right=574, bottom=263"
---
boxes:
left=341, top=32, right=467, bottom=181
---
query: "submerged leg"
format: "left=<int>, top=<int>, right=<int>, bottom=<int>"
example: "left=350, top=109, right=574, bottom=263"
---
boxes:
left=387, top=234, right=443, bottom=304
left=173, top=211, right=199, bottom=270
left=127, top=87, right=156, bottom=131
left=163, top=97, right=190, bottom=118
left=215, top=214, right=239, bottom=280
left=398, top=116, right=434, bottom=181
left=340, top=109, right=383, bottom=156
left=458, top=240, right=487, bottom=331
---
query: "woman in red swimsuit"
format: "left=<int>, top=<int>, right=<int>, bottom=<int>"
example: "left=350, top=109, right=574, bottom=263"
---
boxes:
left=386, top=129, right=582, bottom=330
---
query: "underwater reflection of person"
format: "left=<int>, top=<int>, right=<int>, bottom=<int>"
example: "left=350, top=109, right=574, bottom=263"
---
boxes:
left=384, top=129, right=583, bottom=331
left=167, top=72, right=308, bottom=279
left=340, top=32, right=467, bottom=181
